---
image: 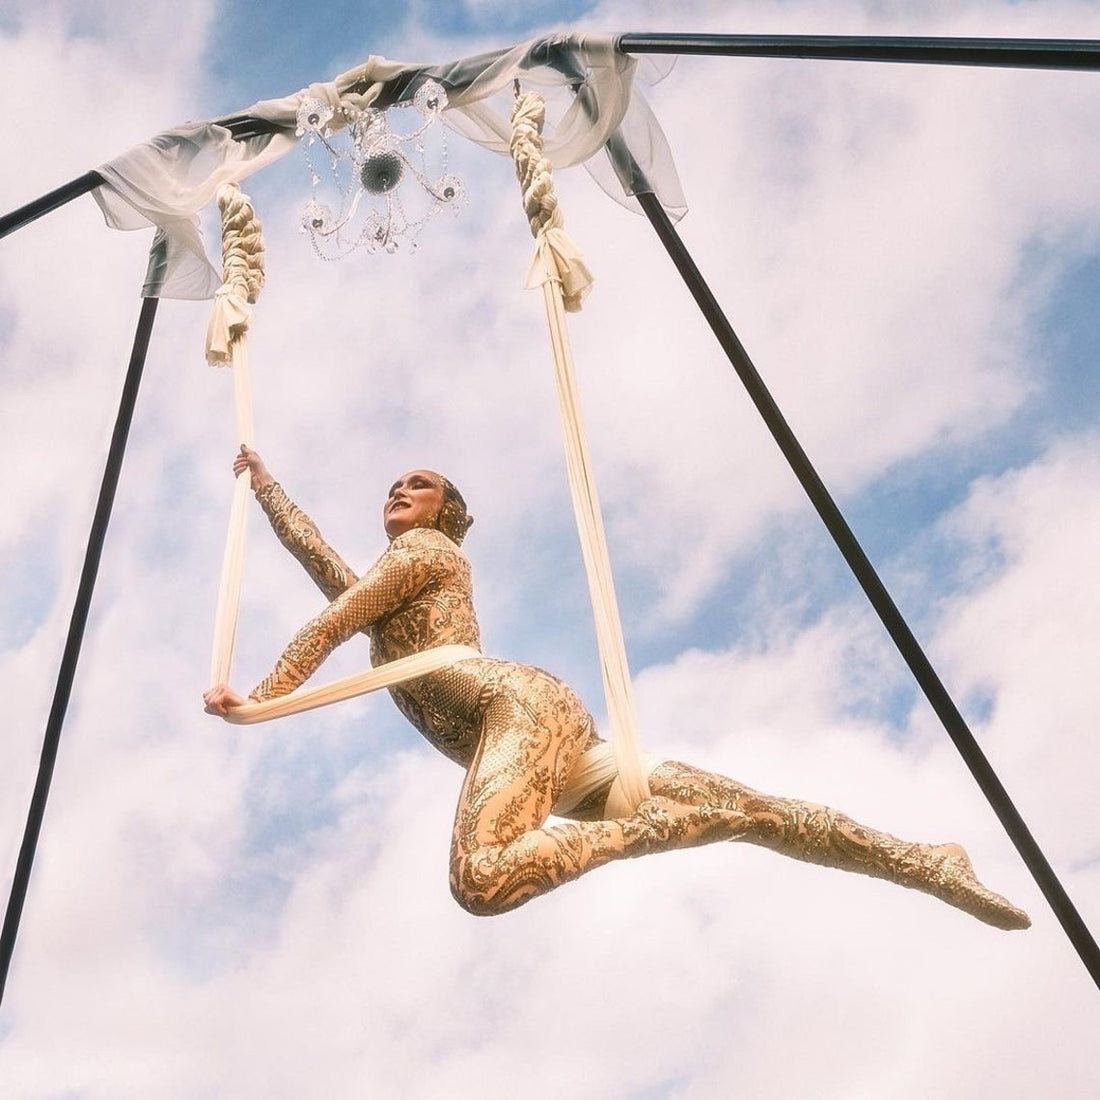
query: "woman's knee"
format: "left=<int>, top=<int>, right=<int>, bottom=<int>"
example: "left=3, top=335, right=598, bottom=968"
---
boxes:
left=448, top=847, right=513, bottom=917
left=449, top=875, right=499, bottom=917
left=449, top=838, right=544, bottom=917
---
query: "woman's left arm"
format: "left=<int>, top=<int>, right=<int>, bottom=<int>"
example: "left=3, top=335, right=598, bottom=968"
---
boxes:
left=247, top=538, right=432, bottom=702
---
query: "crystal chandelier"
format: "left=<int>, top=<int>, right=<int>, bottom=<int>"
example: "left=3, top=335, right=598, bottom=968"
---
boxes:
left=296, top=79, right=466, bottom=258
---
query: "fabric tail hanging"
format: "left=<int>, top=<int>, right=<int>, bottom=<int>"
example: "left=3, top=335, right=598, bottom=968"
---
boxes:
left=510, top=87, right=651, bottom=812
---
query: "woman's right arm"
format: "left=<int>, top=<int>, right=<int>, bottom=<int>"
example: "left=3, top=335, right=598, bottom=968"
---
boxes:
left=235, top=445, right=359, bottom=601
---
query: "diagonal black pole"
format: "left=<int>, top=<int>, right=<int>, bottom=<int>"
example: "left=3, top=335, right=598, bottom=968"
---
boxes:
left=619, top=33, right=1100, bottom=71
left=0, top=295, right=159, bottom=1006
left=634, top=187, right=1100, bottom=990
left=0, top=171, right=105, bottom=241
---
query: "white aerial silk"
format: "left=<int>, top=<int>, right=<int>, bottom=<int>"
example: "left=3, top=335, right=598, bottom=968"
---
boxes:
left=190, top=50, right=661, bottom=809
left=223, top=645, right=482, bottom=726
left=537, top=267, right=652, bottom=809
left=204, top=185, right=483, bottom=723
left=511, top=87, right=652, bottom=810
left=204, top=173, right=652, bottom=811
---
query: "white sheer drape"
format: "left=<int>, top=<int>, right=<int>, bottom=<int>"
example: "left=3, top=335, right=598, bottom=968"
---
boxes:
left=92, top=34, right=685, bottom=299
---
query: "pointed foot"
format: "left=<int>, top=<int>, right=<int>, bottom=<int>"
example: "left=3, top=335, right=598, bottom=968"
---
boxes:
left=930, top=844, right=1031, bottom=931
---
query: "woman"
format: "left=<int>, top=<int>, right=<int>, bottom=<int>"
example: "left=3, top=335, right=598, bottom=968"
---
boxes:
left=204, top=446, right=1030, bottom=929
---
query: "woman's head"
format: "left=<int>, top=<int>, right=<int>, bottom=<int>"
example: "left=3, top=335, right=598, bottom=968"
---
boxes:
left=383, top=469, right=474, bottom=544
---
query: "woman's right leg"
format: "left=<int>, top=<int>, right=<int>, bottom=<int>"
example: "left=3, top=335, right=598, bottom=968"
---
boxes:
left=645, top=760, right=1030, bottom=930
left=447, top=682, right=751, bottom=917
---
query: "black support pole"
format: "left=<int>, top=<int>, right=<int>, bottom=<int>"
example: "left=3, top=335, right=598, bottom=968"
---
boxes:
left=619, top=33, right=1100, bottom=71
left=634, top=188, right=1100, bottom=990
left=0, top=171, right=105, bottom=242
left=0, top=295, right=159, bottom=1006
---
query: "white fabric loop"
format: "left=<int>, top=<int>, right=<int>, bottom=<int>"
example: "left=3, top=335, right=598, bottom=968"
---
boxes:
left=552, top=742, right=661, bottom=818
left=208, top=184, right=262, bottom=687
left=205, top=186, right=481, bottom=726
left=224, top=645, right=482, bottom=725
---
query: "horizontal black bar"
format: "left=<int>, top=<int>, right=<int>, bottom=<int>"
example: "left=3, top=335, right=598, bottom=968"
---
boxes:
left=619, top=33, right=1100, bottom=72
left=0, top=171, right=105, bottom=241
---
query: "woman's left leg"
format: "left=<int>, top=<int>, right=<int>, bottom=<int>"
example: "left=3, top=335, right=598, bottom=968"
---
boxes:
left=645, top=759, right=1030, bottom=930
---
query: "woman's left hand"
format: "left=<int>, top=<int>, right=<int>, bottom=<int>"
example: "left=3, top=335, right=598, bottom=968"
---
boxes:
left=203, top=684, right=246, bottom=717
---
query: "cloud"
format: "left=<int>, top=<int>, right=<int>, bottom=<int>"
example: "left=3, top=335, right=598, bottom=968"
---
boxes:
left=3, top=2, right=1100, bottom=1098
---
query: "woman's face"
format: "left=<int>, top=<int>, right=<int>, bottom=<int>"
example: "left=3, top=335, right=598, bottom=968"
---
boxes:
left=383, top=469, right=446, bottom=538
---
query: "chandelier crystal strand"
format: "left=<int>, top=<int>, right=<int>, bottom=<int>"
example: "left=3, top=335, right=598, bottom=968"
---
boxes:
left=297, top=79, right=466, bottom=258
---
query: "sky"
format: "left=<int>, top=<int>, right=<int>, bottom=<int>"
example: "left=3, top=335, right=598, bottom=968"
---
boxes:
left=3, top=1, right=1100, bottom=1097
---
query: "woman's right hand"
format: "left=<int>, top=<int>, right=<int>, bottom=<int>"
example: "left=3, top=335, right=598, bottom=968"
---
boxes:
left=203, top=683, right=247, bottom=717
left=233, top=444, right=274, bottom=492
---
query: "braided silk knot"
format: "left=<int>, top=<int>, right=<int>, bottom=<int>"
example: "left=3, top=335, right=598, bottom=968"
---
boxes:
left=216, top=183, right=266, bottom=304
left=205, top=183, right=266, bottom=363
left=509, top=91, right=563, bottom=240
left=509, top=89, right=593, bottom=312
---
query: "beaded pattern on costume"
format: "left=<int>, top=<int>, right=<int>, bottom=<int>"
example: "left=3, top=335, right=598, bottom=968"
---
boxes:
left=435, top=478, right=474, bottom=546
left=248, top=498, right=488, bottom=763
left=256, top=483, right=358, bottom=600
left=449, top=665, right=617, bottom=915
left=251, top=527, right=451, bottom=696
left=249, top=488, right=749, bottom=914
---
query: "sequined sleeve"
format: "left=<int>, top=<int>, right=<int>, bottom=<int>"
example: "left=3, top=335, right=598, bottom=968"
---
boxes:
left=248, top=534, right=435, bottom=702
left=255, top=481, right=358, bottom=601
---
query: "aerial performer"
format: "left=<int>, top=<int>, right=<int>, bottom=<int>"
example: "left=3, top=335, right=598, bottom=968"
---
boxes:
left=203, top=445, right=1030, bottom=929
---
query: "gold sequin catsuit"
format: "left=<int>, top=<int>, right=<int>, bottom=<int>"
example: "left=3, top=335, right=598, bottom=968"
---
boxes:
left=247, top=482, right=1030, bottom=930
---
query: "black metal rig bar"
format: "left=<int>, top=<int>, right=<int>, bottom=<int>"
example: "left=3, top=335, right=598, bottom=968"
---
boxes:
left=8, top=34, right=1098, bottom=242
left=634, top=188, right=1100, bottom=989
left=619, top=33, right=1100, bottom=71
left=0, top=171, right=105, bottom=241
left=0, top=296, right=160, bottom=1006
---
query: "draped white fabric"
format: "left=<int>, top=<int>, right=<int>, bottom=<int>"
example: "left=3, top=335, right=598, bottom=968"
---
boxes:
left=185, top=55, right=664, bottom=810
left=508, top=84, right=652, bottom=811
left=92, top=34, right=685, bottom=299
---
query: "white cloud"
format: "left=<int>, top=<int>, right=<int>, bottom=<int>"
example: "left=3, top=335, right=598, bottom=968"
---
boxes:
left=3, top=2, right=1100, bottom=1098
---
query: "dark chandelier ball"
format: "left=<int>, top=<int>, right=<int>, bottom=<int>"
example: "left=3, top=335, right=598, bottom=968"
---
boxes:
left=360, top=152, right=405, bottom=194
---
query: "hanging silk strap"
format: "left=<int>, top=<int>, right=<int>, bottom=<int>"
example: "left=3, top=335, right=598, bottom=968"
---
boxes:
left=510, top=88, right=652, bottom=812
left=223, top=644, right=482, bottom=725
left=207, top=182, right=264, bottom=689
left=206, top=184, right=479, bottom=723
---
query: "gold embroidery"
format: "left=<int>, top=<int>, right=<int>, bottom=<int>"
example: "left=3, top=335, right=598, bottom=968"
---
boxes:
left=256, top=482, right=358, bottom=600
